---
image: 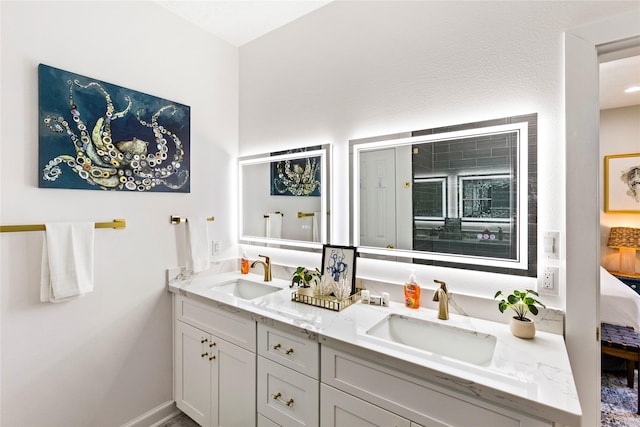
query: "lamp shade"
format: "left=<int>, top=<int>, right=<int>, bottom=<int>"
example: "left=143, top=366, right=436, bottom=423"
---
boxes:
left=608, top=227, right=640, bottom=249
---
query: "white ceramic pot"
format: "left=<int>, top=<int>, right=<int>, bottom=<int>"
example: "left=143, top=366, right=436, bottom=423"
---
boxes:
left=510, top=317, right=536, bottom=339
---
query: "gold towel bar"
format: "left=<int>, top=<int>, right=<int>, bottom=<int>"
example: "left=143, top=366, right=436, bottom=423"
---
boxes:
left=263, top=212, right=284, bottom=218
left=170, top=216, right=215, bottom=225
left=297, top=212, right=314, bottom=218
left=0, top=219, right=126, bottom=233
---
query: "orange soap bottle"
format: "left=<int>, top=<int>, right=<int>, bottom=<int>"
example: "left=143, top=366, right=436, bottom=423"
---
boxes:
left=404, top=271, right=420, bottom=309
left=241, top=251, right=249, bottom=274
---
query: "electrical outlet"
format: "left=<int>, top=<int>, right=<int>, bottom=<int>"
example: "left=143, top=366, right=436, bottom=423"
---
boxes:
left=540, top=266, right=559, bottom=295
left=212, top=240, right=221, bottom=255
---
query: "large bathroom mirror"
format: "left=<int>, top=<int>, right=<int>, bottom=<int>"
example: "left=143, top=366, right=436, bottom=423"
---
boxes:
left=351, top=114, right=537, bottom=276
left=239, top=145, right=330, bottom=250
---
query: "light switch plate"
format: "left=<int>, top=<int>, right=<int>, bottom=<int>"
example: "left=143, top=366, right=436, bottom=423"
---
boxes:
left=543, top=231, right=560, bottom=260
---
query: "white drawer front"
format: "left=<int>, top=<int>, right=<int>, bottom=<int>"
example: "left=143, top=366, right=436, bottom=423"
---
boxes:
left=175, top=295, right=256, bottom=352
left=258, top=356, right=319, bottom=427
left=258, top=413, right=281, bottom=427
left=320, top=384, right=410, bottom=427
left=258, top=323, right=319, bottom=378
left=321, top=346, right=548, bottom=427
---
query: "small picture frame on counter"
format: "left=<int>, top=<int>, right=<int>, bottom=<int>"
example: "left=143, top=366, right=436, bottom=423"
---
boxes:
left=321, top=244, right=358, bottom=296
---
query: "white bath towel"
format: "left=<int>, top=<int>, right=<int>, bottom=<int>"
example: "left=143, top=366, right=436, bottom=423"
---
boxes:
left=265, top=213, right=282, bottom=239
left=40, top=222, right=95, bottom=303
left=312, top=212, right=321, bottom=242
left=186, top=216, right=210, bottom=273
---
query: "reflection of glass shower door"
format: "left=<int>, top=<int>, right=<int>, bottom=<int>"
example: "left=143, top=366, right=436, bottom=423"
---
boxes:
left=360, top=149, right=396, bottom=248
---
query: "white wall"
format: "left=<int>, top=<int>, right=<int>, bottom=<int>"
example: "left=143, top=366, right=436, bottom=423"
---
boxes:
left=0, top=1, right=238, bottom=426
left=240, top=0, right=638, bottom=305
left=239, top=4, right=640, bottom=426
left=600, top=105, right=640, bottom=272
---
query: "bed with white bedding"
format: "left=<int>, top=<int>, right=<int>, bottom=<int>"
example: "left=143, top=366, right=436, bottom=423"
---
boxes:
left=600, top=266, right=640, bottom=332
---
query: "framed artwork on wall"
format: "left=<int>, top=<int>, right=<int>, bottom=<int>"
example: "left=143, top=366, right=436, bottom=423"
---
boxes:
left=605, top=153, right=640, bottom=213
left=38, top=64, right=191, bottom=192
left=321, top=244, right=357, bottom=295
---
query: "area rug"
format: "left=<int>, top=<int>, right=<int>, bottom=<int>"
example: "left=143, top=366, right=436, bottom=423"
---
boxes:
left=602, top=370, right=640, bottom=426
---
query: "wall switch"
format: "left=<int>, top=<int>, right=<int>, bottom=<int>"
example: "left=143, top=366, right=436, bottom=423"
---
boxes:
left=543, top=231, right=560, bottom=260
left=212, top=240, right=221, bottom=255
left=540, top=266, right=559, bottom=295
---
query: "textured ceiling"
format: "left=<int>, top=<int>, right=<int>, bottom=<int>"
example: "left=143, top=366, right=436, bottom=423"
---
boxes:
left=156, top=0, right=332, bottom=47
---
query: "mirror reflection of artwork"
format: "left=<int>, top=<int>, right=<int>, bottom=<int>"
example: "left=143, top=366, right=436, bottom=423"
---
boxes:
left=38, top=64, right=190, bottom=192
left=270, top=146, right=321, bottom=197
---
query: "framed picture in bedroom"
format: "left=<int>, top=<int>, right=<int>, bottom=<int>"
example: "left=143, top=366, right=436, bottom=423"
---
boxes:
left=605, top=153, right=640, bottom=213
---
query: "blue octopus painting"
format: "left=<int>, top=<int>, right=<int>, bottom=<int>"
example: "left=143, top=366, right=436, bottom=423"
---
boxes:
left=38, top=64, right=190, bottom=192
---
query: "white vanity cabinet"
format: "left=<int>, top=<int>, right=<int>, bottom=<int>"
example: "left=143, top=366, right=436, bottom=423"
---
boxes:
left=321, top=346, right=553, bottom=427
left=256, top=323, right=320, bottom=427
left=174, top=295, right=256, bottom=427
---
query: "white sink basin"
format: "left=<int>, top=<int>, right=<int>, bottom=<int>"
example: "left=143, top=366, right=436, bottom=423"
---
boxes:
left=209, top=279, right=281, bottom=300
left=366, top=314, right=497, bottom=366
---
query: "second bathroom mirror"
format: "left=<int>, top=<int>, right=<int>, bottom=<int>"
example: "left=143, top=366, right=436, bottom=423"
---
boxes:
left=351, top=114, right=537, bottom=277
left=239, top=145, right=330, bottom=250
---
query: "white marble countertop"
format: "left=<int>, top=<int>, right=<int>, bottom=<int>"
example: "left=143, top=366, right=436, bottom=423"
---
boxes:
left=169, top=271, right=582, bottom=426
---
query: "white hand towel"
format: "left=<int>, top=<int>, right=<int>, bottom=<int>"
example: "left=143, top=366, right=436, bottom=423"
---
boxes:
left=312, top=212, right=321, bottom=242
left=265, top=213, right=282, bottom=239
left=186, top=216, right=210, bottom=273
left=40, top=222, right=95, bottom=303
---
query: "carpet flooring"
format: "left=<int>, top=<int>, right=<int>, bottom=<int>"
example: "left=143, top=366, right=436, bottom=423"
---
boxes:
left=164, top=373, right=640, bottom=427
left=602, top=369, right=640, bottom=426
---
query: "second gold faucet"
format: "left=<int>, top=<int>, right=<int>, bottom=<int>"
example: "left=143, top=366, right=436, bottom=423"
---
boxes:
left=432, top=280, right=449, bottom=320
left=251, top=255, right=272, bottom=282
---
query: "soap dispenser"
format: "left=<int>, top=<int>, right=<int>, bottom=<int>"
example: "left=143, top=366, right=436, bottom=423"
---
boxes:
left=241, top=251, right=249, bottom=274
left=404, top=270, right=421, bottom=309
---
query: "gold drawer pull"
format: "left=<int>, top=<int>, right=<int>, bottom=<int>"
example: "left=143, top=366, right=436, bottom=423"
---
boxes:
left=201, top=338, right=208, bottom=344
left=209, top=355, right=216, bottom=361
left=272, top=343, right=281, bottom=350
left=272, top=392, right=294, bottom=407
left=201, top=352, right=208, bottom=358
left=285, top=348, right=294, bottom=355
left=209, top=342, right=216, bottom=347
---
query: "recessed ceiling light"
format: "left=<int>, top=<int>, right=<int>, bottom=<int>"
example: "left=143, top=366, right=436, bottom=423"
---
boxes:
left=624, top=86, right=640, bottom=93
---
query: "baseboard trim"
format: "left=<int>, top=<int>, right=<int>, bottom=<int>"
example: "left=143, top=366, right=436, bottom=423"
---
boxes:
left=121, top=401, right=179, bottom=427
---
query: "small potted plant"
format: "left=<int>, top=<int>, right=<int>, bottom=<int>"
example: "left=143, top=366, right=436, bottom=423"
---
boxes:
left=494, top=289, right=546, bottom=339
left=290, top=266, right=321, bottom=289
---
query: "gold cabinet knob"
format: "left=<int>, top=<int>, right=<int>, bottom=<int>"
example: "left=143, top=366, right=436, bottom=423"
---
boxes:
left=285, top=348, right=294, bottom=355
left=209, top=342, right=216, bottom=347
left=201, top=352, right=208, bottom=358
left=285, top=398, right=294, bottom=406
left=272, top=392, right=282, bottom=400
left=272, top=343, right=281, bottom=350
left=209, top=355, right=216, bottom=361
left=200, top=338, right=208, bottom=344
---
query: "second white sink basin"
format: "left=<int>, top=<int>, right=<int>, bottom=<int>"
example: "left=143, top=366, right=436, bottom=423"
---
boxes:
left=209, top=279, right=281, bottom=300
left=366, top=314, right=497, bottom=366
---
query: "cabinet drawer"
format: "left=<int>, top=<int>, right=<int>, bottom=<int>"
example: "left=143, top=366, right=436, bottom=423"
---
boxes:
left=322, top=346, right=550, bottom=427
left=175, top=295, right=256, bottom=351
left=320, top=384, right=410, bottom=427
left=258, top=356, right=319, bottom=427
left=258, top=413, right=281, bottom=427
left=258, top=323, right=319, bottom=378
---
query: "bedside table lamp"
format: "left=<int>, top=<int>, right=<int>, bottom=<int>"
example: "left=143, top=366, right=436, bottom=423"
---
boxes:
left=608, top=227, right=640, bottom=275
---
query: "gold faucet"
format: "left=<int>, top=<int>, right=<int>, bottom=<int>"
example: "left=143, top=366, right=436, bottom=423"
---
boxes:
left=251, top=255, right=272, bottom=282
left=432, top=280, right=449, bottom=320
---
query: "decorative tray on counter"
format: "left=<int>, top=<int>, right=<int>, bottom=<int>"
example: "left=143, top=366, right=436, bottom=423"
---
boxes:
left=291, top=289, right=361, bottom=312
